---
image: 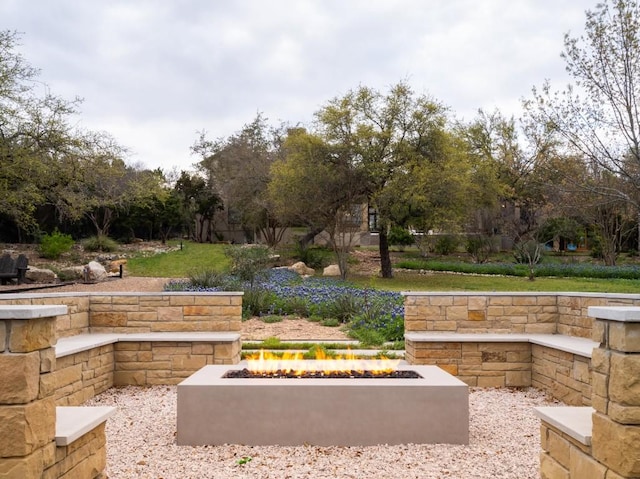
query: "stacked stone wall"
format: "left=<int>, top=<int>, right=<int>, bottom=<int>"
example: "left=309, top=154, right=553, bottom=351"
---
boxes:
left=404, top=293, right=558, bottom=334
left=556, top=294, right=640, bottom=338
left=43, top=423, right=107, bottom=479
left=531, top=345, right=591, bottom=406
left=405, top=340, right=532, bottom=387
left=88, top=293, right=242, bottom=333
left=113, top=340, right=241, bottom=386
left=0, top=311, right=58, bottom=478
left=0, top=295, right=90, bottom=338
left=404, top=292, right=640, bottom=340
left=54, top=346, right=115, bottom=407
left=0, top=292, right=243, bottom=337
left=539, top=307, right=640, bottom=478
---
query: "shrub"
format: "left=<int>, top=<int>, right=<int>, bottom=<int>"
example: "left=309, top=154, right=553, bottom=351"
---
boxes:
left=260, top=315, right=284, bottom=324
left=39, top=230, right=74, bottom=259
left=348, top=328, right=387, bottom=346
left=82, top=235, right=119, bottom=252
left=293, top=243, right=333, bottom=269
left=325, top=294, right=362, bottom=323
left=321, top=318, right=340, bottom=327
left=465, top=234, right=492, bottom=263
left=388, top=226, right=414, bottom=250
left=434, top=235, right=459, bottom=255
left=242, top=288, right=277, bottom=319
left=224, top=245, right=272, bottom=289
left=188, top=269, right=243, bottom=290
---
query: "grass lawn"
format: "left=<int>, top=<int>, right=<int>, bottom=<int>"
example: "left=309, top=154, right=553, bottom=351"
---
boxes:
left=126, top=241, right=640, bottom=293
left=351, top=271, right=640, bottom=293
left=127, top=241, right=229, bottom=277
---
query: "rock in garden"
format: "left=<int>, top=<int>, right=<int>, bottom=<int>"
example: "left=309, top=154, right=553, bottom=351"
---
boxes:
left=58, top=266, right=85, bottom=281
left=85, top=261, right=108, bottom=282
left=25, top=267, right=58, bottom=284
left=108, top=259, right=127, bottom=274
left=289, top=261, right=315, bottom=276
left=323, top=264, right=341, bottom=276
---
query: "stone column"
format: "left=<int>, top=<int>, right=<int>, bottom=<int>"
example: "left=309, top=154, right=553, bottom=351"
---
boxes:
left=0, top=305, right=67, bottom=479
left=588, top=306, right=640, bottom=478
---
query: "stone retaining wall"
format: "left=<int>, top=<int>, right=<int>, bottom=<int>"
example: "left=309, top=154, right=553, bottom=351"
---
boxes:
left=0, top=292, right=243, bottom=338
left=538, top=306, right=640, bottom=478
left=44, top=423, right=107, bottom=479
left=54, top=345, right=115, bottom=407
left=404, top=292, right=640, bottom=339
left=405, top=341, right=532, bottom=388
left=539, top=419, right=601, bottom=478
left=532, top=345, right=591, bottom=407
left=0, top=306, right=65, bottom=478
left=113, top=340, right=241, bottom=387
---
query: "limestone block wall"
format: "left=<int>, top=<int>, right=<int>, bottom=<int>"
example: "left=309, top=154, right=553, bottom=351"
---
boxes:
left=539, top=420, right=603, bottom=479
left=0, top=295, right=90, bottom=338
left=44, top=423, right=108, bottom=479
left=88, top=293, right=242, bottom=333
left=556, top=294, right=640, bottom=338
left=0, top=306, right=64, bottom=478
left=54, top=346, right=115, bottom=407
left=531, top=345, right=591, bottom=406
left=113, top=340, right=242, bottom=386
left=539, top=306, right=640, bottom=478
left=406, top=338, right=592, bottom=405
left=0, top=291, right=243, bottom=337
left=404, top=341, right=532, bottom=388
left=404, top=293, right=558, bottom=334
left=404, top=292, right=640, bottom=339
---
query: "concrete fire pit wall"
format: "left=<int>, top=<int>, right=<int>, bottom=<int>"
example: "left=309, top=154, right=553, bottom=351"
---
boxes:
left=0, top=292, right=243, bottom=337
left=403, top=292, right=640, bottom=338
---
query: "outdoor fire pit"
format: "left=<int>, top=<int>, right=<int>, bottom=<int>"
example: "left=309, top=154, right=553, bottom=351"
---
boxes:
left=177, top=359, right=469, bottom=446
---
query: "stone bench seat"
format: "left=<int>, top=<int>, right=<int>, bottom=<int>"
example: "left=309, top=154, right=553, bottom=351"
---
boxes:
left=404, top=332, right=598, bottom=358
left=55, top=331, right=242, bottom=358
left=55, top=406, right=116, bottom=446
left=534, top=406, right=593, bottom=446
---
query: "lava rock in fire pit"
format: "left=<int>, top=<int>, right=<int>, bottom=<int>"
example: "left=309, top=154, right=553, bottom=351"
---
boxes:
left=224, top=368, right=422, bottom=379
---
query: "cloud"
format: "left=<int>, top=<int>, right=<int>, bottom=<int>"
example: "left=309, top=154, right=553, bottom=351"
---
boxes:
left=2, top=0, right=588, bottom=170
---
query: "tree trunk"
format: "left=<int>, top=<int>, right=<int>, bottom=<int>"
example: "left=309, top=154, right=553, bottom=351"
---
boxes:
left=298, top=226, right=325, bottom=248
left=379, top=228, right=393, bottom=278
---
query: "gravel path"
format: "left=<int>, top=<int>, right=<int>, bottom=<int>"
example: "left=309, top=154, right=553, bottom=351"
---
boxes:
left=86, top=386, right=556, bottom=479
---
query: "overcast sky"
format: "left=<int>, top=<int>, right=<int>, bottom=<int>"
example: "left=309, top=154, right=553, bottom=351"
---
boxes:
left=3, top=0, right=589, bottom=172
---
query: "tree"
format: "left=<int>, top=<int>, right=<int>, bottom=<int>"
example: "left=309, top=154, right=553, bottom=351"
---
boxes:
left=193, top=113, right=286, bottom=246
left=269, top=128, right=367, bottom=278
left=315, top=82, right=450, bottom=278
left=524, top=0, right=640, bottom=246
left=0, top=31, right=84, bottom=237
left=174, top=171, right=223, bottom=243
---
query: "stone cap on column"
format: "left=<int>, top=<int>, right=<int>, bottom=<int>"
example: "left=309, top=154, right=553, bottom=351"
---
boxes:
left=0, top=305, right=68, bottom=319
left=588, top=306, right=640, bottom=322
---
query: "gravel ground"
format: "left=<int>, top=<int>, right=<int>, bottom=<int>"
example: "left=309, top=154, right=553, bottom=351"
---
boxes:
left=86, top=386, right=557, bottom=479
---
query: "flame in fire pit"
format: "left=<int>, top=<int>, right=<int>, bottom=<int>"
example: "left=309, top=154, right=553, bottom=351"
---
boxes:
left=246, top=349, right=401, bottom=376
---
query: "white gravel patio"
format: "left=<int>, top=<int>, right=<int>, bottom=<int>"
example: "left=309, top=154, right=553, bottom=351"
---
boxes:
left=86, top=385, right=559, bottom=478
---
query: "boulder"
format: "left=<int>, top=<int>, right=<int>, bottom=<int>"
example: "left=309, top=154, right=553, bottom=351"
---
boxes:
left=289, top=261, right=315, bottom=276
left=108, top=259, right=127, bottom=274
left=85, top=261, right=107, bottom=282
left=323, top=264, right=341, bottom=277
left=25, top=267, right=58, bottom=284
left=58, top=266, right=85, bottom=281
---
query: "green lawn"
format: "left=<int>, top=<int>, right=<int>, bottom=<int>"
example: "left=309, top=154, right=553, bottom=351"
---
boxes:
left=127, top=241, right=229, bottom=277
left=352, top=271, right=640, bottom=293
left=126, top=241, right=640, bottom=293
